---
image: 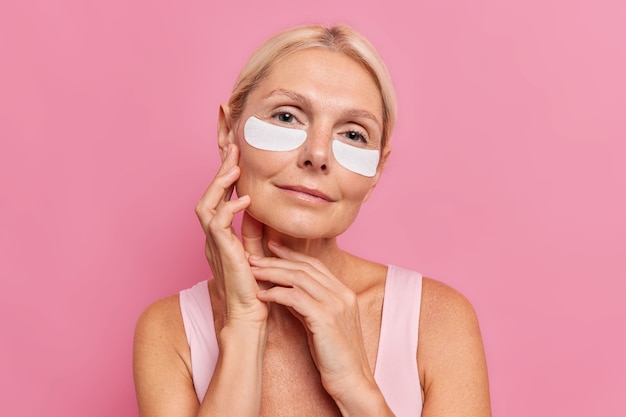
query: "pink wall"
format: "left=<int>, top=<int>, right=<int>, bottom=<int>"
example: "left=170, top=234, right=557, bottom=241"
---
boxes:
left=1, top=1, right=624, bottom=415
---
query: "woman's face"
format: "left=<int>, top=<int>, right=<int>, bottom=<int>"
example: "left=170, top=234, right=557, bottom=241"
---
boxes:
left=226, top=48, right=388, bottom=239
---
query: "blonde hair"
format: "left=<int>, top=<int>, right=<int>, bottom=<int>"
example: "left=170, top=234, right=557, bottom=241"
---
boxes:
left=227, top=24, right=397, bottom=149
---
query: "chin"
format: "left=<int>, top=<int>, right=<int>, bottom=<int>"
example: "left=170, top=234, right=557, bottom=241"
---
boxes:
left=244, top=205, right=352, bottom=240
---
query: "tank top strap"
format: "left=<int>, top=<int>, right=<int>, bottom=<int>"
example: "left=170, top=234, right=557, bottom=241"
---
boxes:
left=179, top=280, right=218, bottom=402
left=374, top=265, right=423, bottom=416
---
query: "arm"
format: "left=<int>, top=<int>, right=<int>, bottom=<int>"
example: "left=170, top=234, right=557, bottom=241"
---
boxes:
left=133, top=143, right=269, bottom=416
left=199, top=316, right=267, bottom=416
left=133, top=296, right=199, bottom=417
left=419, top=278, right=492, bottom=417
left=133, top=295, right=268, bottom=417
left=194, top=144, right=268, bottom=415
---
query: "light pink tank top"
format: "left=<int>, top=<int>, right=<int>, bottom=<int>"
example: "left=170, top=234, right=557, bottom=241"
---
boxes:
left=179, top=265, right=423, bottom=416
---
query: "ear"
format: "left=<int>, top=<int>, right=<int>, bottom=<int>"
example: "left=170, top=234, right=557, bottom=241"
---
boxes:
left=217, top=103, right=236, bottom=161
left=363, top=144, right=392, bottom=203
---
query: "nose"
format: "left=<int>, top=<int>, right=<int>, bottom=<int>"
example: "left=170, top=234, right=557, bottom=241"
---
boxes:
left=298, top=124, right=331, bottom=173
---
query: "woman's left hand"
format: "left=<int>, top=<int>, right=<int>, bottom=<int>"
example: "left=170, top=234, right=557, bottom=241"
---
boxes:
left=249, top=241, right=377, bottom=404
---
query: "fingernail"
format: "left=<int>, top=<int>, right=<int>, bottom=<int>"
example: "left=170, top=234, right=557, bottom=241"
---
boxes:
left=248, top=255, right=261, bottom=261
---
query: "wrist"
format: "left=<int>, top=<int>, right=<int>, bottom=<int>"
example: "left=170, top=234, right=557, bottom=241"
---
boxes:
left=333, top=377, right=393, bottom=417
left=202, top=323, right=267, bottom=415
left=219, top=320, right=267, bottom=352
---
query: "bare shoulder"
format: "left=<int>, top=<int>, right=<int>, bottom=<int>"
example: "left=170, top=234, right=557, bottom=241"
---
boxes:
left=418, top=278, right=492, bottom=416
left=134, top=295, right=189, bottom=356
left=420, top=277, right=481, bottom=334
left=134, top=294, right=192, bottom=374
left=133, top=295, right=198, bottom=416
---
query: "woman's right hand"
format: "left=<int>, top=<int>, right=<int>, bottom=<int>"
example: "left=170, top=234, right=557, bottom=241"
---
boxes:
left=195, top=143, right=268, bottom=416
left=195, top=143, right=268, bottom=327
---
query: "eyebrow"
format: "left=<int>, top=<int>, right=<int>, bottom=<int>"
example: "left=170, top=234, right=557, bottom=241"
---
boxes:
left=261, top=89, right=312, bottom=107
left=262, top=89, right=382, bottom=129
left=342, top=108, right=382, bottom=128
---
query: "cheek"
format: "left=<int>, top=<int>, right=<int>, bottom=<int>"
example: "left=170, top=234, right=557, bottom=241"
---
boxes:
left=330, top=177, right=374, bottom=235
left=234, top=146, right=287, bottom=196
left=337, top=172, right=376, bottom=204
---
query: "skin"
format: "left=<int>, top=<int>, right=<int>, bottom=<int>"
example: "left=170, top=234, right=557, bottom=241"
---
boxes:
left=133, top=48, right=492, bottom=416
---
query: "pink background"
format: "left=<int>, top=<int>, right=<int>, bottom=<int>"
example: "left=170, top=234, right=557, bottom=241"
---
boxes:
left=1, top=0, right=625, bottom=415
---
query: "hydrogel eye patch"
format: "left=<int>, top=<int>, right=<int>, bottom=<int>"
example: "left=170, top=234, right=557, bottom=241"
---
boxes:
left=331, top=140, right=380, bottom=177
left=243, top=116, right=380, bottom=177
left=244, top=116, right=306, bottom=151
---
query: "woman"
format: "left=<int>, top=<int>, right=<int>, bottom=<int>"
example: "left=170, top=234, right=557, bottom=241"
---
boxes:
left=133, top=24, right=491, bottom=416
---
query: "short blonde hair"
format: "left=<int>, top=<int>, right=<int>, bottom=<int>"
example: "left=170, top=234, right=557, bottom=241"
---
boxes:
left=228, top=24, right=397, bottom=149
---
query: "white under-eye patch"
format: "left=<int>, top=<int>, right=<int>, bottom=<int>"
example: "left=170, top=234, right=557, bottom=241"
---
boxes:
left=332, top=140, right=380, bottom=177
left=244, top=116, right=306, bottom=151
left=243, top=116, right=380, bottom=177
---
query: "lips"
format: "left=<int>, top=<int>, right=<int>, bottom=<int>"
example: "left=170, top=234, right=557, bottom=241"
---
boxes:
left=277, top=185, right=334, bottom=202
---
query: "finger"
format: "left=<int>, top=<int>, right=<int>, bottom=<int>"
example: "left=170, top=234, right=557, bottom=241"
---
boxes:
left=201, top=145, right=240, bottom=206
left=195, top=165, right=242, bottom=225
left=195, top=168, right=239, bottom=229
left=215, top=144, right=241, bottom=205
left=196, top=145, right=239, bottom=208
left=256, top=285, right=358, bottom=336
left=242, top=211, right=264, bottom=258
left=216, top=143, right=239, bottom=175
left=208, top=195, right=250, bottom=244
left=251, top=265, right=332, bottom=302
left=256, top=285, right=320, bottom=319
left=248, top=251, right=334, bottom=291
left=266, top=241, right=332, bottom=275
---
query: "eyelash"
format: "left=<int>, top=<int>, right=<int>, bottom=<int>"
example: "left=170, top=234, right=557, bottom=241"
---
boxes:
left=343, top=130, right=368, bottom=144
left=272, top=111, right=298, bottom=124
left=270, top=111, right=369, bottom=144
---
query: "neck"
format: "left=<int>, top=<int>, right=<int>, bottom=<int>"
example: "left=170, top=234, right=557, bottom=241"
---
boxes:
left=258, top=226, right=360, bottom=288
left=259, top=226, right=354, bottom=332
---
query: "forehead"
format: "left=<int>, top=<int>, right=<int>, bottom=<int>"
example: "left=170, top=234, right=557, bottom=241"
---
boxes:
left=249, top=48, right=383, bottom=123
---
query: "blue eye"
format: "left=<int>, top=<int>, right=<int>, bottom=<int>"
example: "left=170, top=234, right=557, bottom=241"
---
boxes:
left=275, top=112, right=295, bottom=123
left=344, top=130, right=368, bottom=144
